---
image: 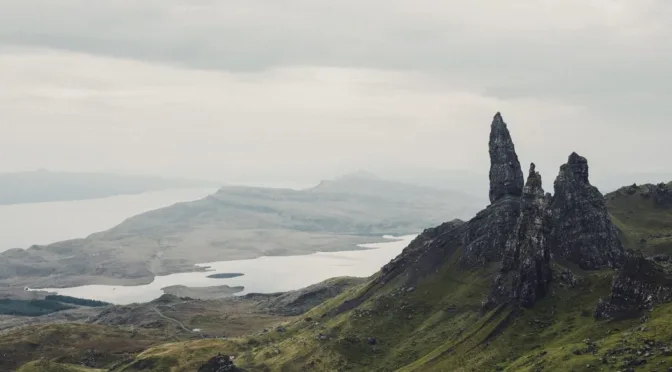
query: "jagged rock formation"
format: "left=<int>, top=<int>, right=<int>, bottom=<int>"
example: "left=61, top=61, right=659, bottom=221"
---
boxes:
left=198, top=354, right=240, bottom=372
left=346, top=112, right=631, bottom=314
left=489, top=112, right=525, bottom=203
left=595, top=250, right=672, bottom=319
left=485, top=164, right=552, bottom=308
left=549, top=153, right=624, bottom=269
left=461, top=113, right=523, bottom=267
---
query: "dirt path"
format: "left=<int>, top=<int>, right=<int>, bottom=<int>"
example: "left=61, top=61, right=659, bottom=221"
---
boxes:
left=151, top=306, right=196, bottom=334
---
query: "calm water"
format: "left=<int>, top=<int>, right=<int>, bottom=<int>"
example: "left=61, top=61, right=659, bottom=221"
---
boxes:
left=0, top=188, right=218, bottom=251
left=34, top=235, right=417, bottom=305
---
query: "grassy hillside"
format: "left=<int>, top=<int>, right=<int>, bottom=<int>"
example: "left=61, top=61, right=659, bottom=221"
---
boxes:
left=607, top=182, right=672, bottom=254
left=0, top=323, right=170, bottom=371
left=97, top=181, right=672, bottom=371
left=18, top=360, right=103, bottom=372
left=108, top=262, right=672, bottom=372
left=13, top=179, right=672, bottom=371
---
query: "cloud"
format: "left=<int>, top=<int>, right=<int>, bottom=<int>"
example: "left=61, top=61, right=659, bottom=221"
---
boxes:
left=1, top=1, right=671, bottom=185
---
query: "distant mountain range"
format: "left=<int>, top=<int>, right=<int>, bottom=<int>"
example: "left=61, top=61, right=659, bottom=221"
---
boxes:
left=0, top=172, right=485, bottom=288
left=0, top=170, right=220, bottom=205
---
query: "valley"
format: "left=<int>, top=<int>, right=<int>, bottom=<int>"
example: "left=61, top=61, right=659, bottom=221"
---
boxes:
left=3, top=114, right=672, bottom=371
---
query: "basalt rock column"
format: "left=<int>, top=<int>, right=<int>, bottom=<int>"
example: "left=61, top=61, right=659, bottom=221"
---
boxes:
left=549, top=153, right=624, bottom=269
left=489, top=112, right=525, bottom=204
left=485, top=163, right=552, bottom=308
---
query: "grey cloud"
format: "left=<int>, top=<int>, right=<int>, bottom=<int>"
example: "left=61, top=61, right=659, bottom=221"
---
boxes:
left=1, top=1, right=671, bottom=104
left=1, top=0, right=671, bottom=187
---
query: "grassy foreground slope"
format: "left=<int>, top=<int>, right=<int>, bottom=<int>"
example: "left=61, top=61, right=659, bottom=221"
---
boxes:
left=117, top=260, right=672, bottom=372
left=1, top=323, right=170, bottom=371
left=109, top=181, right=672, bottom=372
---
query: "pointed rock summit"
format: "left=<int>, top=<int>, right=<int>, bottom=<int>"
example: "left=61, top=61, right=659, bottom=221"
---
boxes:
left=462, top=113, right=523, bottom=267
left=489, top=113, right=525, bottom=204
left=550, top=152, right=624, bottom=269
left=369, top=112, right=631, bottom=315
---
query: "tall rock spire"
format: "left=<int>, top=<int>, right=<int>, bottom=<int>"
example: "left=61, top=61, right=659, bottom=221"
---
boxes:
left=485, top=163, right=552, bottom=309
left=549, top=152, right=624, bottom=269
left=489, top=112, right=524, bottom=203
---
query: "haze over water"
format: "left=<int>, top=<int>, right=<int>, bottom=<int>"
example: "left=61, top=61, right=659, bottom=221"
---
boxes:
left=0, top=188, right=217, bottom=252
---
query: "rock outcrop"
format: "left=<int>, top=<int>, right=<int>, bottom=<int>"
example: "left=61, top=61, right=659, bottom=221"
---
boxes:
left=642, top=182, right=672, bottom=208
left=461, top=197, right=521, bottom=268
left=595, top=250, right=672, bottom=319
left=461, top=113, right=523, bottom=267
left=549, top=153, right=624, bottom=269
left=489, top=112, right=525, bottom=203
left=348, top=112, right=632, bottom=313
left=485, top=164, right=552, bottom=308
left=198, top=354, right=240, bottom=372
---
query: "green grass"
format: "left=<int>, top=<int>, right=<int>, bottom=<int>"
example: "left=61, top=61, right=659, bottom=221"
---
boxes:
left=0, top=299, right=74, bottom=316
left=18, top=360, right=104, bottom=372
left=606, top=184, right=672, bottom=254
left=111, top=339, right=246, bottom=372
left=1, top=323, right=169, bottom=371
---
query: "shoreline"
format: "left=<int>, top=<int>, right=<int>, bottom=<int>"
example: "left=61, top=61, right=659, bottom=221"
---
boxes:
left=26, top=234, right=417, bottom=305
left=19, top=234, right=415, bottom=290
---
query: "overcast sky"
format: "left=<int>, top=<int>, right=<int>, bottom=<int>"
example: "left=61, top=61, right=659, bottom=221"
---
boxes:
left=2, top=0, right=671, bottom=189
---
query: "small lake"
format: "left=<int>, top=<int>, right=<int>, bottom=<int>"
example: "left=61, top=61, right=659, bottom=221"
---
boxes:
left=34, top=235, right=417, bottom=305
left=0, top=188, right=218, bottom=251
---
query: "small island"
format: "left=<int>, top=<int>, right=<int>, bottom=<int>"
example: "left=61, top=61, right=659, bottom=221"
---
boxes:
left=206, top=273, right=245, bottom=279
left=161, top=285, right=244, bottom=300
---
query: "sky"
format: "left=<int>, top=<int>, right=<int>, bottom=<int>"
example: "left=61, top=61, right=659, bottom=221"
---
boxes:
left=2, top=0, right=671, bottom=190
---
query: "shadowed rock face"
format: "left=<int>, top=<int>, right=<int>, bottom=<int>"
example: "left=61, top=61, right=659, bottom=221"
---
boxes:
left=489, top=112, right=524, bottom=204
left=485, top=163, right=552, bottom=308
left=550, top=152, right=624, bottom=269
left=461, top=197, right=520, bottom=268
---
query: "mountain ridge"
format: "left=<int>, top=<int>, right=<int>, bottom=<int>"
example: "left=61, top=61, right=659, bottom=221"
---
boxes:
left=0, top=174, right=483, bottom=288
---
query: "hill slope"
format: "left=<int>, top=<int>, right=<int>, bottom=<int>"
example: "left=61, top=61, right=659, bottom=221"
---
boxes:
left=0, top=174, right=483, bottom=287
left=111, top=113, right=672, bottom=372
left=606, top=182, right=672, bottom=254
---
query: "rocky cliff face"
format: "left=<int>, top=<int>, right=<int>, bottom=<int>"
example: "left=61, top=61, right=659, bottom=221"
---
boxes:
left=485, top=164, right=552, bottom=309
left=595, top=250, right=672, bottom=319
left=461, top=198, right=521, bottom=268
left=549, top=153, right=624, bottom=269
left=489, top=112, right=524, bottom=204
